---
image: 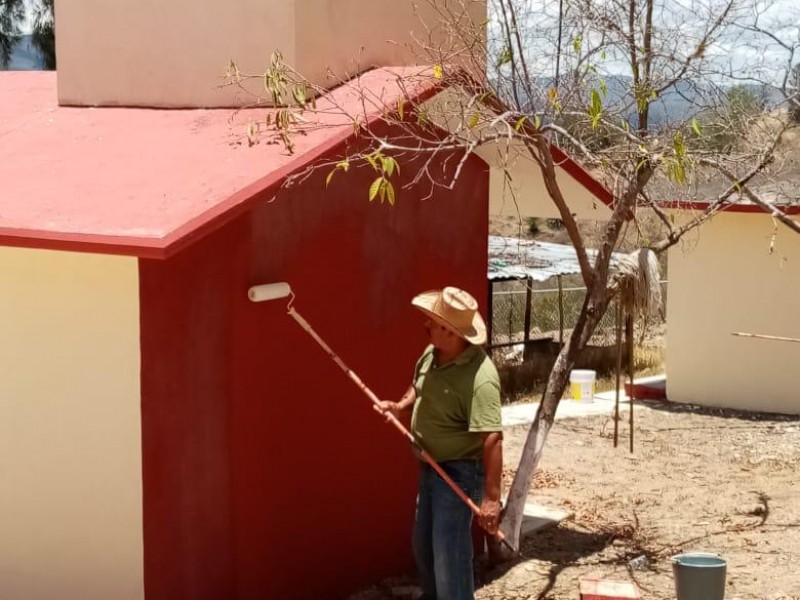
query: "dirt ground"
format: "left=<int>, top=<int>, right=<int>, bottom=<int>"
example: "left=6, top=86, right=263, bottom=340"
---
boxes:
left=350, top=401, right=800, bottom=600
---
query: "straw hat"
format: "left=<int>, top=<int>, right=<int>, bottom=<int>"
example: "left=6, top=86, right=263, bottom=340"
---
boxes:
left=411, top=286, right=487, bottom=345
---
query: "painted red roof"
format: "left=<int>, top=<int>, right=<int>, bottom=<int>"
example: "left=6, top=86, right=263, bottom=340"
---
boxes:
left=0, top=68, right=437, bottom=258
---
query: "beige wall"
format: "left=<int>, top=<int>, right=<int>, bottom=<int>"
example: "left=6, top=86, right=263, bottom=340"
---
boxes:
left=56, top=0, right=485, bottom=107
left=667, top=212, right=800, bottom=414
left=482, top=140, right=609, bottom=220
left=488, top=160, right=610, bottom=220
left=0, top=248, right=143, bottom=599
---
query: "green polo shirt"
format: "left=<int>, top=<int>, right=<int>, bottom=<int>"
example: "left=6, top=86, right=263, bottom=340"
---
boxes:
left=410, top=344, right=502, bottom=462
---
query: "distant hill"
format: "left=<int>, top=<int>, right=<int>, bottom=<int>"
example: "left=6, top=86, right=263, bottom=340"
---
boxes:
left=2, top=35, right=48, bottom=71
left=507, top=74, right=786, bottom=127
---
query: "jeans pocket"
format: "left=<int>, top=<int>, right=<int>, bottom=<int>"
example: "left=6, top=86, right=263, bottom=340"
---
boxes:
left=440, top=460, right=482, bottom=500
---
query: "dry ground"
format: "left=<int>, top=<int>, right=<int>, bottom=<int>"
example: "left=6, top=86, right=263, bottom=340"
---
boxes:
left=350, top=402, right=800, bottom=600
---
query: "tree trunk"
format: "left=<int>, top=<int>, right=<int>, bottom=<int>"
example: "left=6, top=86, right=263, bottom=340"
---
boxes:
left=500, top=291, right=607, bottom=551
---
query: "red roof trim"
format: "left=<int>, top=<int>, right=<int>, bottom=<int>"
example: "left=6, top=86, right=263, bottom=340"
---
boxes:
left=549, top=145, right=614, bottom=208
left=547, top=147, right=800, bottom=217
left=657, top=200, right=800, bottom=216
left=159, top=81, right=444, bottom=259
left=0, top=228, right=165, bottom=258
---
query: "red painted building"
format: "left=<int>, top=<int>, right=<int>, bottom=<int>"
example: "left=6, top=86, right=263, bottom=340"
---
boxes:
left=0, top=69, right=488, bottom=600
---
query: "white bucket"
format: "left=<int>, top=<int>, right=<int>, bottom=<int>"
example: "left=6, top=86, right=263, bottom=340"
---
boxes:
left=570, top=369, right=596, bottom=403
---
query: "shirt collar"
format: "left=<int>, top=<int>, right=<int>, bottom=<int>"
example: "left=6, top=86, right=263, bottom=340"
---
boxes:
left=434, top=344, right=480, bottom=369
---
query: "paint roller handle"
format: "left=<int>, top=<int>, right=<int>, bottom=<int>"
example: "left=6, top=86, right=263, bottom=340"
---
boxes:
left=417, top=447, right=516, bottom=552
left=286, top=307, right=518, bottom=553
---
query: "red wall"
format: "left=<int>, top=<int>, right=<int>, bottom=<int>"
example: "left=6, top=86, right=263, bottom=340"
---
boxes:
left=139, top=142, right=489, bottom=600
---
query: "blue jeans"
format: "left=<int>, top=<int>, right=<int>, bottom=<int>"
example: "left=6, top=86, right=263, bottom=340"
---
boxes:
left=413, top=460, right=484, bottom=600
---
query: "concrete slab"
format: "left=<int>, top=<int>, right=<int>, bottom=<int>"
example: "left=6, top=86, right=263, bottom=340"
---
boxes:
left=501, top=374, right=666, bottom=427
left=520, top=502, right=572, bottom=536
left=502, top=396, right=623, bottom=426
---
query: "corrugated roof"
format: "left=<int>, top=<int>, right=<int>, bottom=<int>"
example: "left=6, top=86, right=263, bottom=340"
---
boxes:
left=488, top=236, right=623, bottom=281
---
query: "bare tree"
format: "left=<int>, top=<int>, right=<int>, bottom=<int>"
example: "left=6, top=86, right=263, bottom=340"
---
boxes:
left=0, top=0, right=25, bottom=68
left=228, top=0, right=800, bottom=552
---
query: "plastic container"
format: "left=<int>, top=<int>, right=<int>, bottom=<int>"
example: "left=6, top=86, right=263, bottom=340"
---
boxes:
left=570, top=369, right=596, bottom=403
left=671, top=553, right=727, bottom=600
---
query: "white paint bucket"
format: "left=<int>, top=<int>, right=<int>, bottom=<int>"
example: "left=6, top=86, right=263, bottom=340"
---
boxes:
left=570, top=369, right=596, bottom=402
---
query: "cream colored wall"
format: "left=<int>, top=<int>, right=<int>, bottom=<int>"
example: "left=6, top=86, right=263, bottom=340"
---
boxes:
left=488, top=161, right=610, bottom=220
left=56, top=0, right=485, bottom=107
left=56, top=0, right=295, bottom=107
left=295, top=1, right=485, bottom=84
left=0, top=248, right=143, bottom=599
left=667, top=212, right=800, bottom=414
left=418, top=89, right=609, bottom=220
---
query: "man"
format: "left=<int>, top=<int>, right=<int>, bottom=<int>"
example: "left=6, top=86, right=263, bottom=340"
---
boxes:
left=380, top=286, right=503, bottom=600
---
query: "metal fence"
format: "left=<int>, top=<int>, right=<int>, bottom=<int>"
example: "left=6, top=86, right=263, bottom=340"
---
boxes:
left=488, top=277, right=667, bottom=349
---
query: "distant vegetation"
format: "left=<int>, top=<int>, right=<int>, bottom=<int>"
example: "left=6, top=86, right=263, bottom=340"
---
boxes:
left=0, top=0, right=54, bottom=70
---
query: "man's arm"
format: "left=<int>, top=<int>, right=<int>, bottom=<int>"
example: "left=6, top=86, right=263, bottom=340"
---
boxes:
left=379, top=385, right=416, bottom=417
left=479, top=431, right=503, bottom=534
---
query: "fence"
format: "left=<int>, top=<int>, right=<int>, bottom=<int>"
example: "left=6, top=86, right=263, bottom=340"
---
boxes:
left=488, top=276, right=668, bottom=350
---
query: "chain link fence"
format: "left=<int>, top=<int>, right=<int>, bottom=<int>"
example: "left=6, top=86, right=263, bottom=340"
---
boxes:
left=488, top=277, right=667, bottom=349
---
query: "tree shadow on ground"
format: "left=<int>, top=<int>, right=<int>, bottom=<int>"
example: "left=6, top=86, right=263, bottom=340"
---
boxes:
left=476, top=524, right=629, bottom=600
left=638, top=398, right=800, bottom=424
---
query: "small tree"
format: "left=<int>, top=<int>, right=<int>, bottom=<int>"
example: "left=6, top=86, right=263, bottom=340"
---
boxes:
left=231, top=0, right=800, bottom=552
left=791, top=64, right=800, bottom=123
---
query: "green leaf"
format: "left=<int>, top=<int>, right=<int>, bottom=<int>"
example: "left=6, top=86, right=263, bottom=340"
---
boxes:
left=397, top=99, right=405, bottom=120
left=386, top=181, right=396, bottom=205
left=379, top=180, right=387, bottom=203
left=468, top=112, right=480, bottom=129
left=326, top=170, right=335, bottom=187
left=573, top=36, right=583, bottom=54
left=336, top=160, right=350, bottom=173
left=673, top=131, right=687, bottom=158
left=433, top=65, right=444, bottom=79
left=496, top=47, right=513, bottom=68
left=292, top=84, right=307, bottom=108
left=587, top=89, right=603, bottom=129
left=691, top=118, right=703, bottom=136
left=382, top=156, right=395, bottom=177
left=365, top=153, right=379, bottom=172
left=599, top=80, right=608, bottom=97
left=369, top=177, right=383, bottom=201
left=534, top=114, right=542, bottom=130
left=514, top=116, right=527, bottom=132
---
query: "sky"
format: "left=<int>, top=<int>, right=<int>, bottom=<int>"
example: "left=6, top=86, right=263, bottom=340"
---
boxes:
left=489, top=0, right=798, bottom=86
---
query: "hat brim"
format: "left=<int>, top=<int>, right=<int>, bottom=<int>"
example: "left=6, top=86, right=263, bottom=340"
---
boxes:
left=411, top=290, right=487, bottom=345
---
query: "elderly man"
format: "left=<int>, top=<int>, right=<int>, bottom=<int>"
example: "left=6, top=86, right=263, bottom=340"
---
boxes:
left=381, top=286, right=503, bottom=600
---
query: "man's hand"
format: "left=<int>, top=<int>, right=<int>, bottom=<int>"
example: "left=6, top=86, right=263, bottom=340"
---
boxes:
left=377, top=401, right=402, bottom=420
left=479, top=498, right=502, bottom=534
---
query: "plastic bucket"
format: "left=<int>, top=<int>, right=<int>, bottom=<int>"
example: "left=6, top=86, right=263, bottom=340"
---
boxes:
left=569, top=369, right=596, bottom=403
left=671, top=553, right=727, bottom=600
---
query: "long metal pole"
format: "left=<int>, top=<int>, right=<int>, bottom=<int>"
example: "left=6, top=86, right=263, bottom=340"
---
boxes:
left=732, top=332, right=800, bottom=344
left=626, top=312, right=635, bottom=454
left=524, top=277, right=533, bottom=346
left=287, top=306, right=516, bottom=552
left=614, top=301, right=623, bottom=448
left=558, top=275, right=565, bottom=349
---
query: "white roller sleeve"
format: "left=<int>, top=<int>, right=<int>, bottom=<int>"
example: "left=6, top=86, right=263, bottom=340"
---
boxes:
left=248, top=282, right=293, bottom=302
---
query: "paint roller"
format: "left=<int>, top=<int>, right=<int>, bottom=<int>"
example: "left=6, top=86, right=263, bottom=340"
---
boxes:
left=248, top=282, right=516, bottom=553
